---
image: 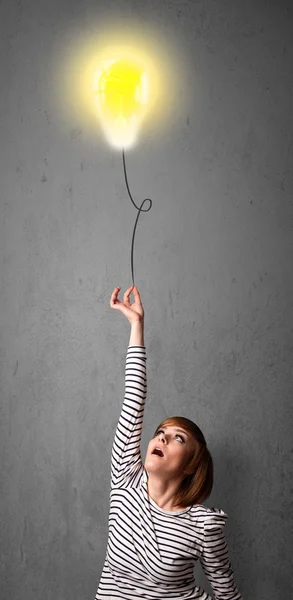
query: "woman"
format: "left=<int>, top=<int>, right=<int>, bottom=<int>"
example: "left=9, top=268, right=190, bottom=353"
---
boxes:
left=95, top=285, right=242, bottom=600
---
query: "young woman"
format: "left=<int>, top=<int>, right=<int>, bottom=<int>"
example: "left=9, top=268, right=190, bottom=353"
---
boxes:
left=95, top=285, right=242, bottom=600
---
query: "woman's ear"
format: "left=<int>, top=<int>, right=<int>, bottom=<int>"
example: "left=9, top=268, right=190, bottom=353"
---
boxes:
left=183, top=467, right=193, bottom=476
left=182, top=457, right=194, bottom=476
left=183, top=444, right=198, bottom=476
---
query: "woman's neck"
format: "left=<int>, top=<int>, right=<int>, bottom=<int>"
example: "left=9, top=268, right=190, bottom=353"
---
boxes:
left=147, top=472, right=184, bottom=512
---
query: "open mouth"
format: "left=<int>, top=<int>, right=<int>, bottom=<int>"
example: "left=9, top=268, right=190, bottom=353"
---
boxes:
left=152, top=448, right=164, bottom=457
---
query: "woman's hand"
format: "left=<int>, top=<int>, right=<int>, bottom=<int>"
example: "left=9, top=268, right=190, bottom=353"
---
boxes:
left=110, top=286, right=144, bottom=324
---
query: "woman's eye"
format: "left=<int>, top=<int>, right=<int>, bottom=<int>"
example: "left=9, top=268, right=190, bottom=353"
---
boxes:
left=155, top=430, right=185, bottom=442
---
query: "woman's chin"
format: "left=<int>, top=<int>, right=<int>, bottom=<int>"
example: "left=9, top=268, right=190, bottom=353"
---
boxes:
left=144, top=457, right=164, bottom=472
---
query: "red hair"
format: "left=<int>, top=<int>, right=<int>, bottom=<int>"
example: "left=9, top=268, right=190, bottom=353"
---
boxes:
left=153, top=416, right=213, bottom=508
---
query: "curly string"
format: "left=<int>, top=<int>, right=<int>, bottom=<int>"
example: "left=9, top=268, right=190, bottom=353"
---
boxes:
left=122, top=148, right=153, bottom=286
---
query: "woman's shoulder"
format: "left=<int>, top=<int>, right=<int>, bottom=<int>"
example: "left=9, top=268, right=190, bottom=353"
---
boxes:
left=189, top=504, right=228, bottom=527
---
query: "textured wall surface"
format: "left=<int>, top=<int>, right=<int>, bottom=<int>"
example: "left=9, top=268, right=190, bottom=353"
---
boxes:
left=1, top=1, right=293, bottom=599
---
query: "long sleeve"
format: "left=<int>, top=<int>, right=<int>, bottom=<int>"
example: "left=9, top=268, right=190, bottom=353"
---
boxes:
left=111, top=345, right=147, bottom=488
left=200, top=510, right=243, bottom=600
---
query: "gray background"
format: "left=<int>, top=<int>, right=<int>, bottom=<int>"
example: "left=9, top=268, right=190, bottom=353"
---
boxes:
left=1, top=0, right=292, bottom=599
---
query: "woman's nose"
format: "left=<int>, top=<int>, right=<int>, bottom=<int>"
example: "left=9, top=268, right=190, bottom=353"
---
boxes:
left=158, top=433, right=166, bottom=443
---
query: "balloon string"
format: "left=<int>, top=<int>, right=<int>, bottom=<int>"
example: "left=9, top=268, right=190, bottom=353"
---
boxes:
left=122, top=148, right=153, bottom=286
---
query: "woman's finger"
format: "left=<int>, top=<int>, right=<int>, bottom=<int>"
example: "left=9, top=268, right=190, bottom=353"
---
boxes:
left=111, top=286, right=120, bottom=296
left=110, top=286, right=121, bottom=306
left=123, top=286, right=134, bottom=303
left=132, top=286, right=142, bottom=304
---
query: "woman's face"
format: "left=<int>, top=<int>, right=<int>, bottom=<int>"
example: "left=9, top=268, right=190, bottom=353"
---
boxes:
left=144, top=425, right=197, bottom=479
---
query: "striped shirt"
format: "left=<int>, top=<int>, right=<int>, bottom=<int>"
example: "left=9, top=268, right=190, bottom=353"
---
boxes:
left=95, top=345, right=242, bottom=600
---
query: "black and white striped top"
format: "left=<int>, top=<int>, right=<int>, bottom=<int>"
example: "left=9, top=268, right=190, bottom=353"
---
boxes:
left=95, top=345, right=242, bottom=600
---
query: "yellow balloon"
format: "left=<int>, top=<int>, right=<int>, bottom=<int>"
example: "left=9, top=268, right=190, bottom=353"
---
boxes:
left=93, top=54, right=150, bottom=149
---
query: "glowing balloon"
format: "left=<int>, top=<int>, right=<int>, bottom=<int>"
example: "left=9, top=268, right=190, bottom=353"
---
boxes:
left=93, top=54, right=149, bottom=149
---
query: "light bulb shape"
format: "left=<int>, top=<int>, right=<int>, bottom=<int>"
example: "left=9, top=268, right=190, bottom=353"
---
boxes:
left=93, top=54, right=149, bottom=148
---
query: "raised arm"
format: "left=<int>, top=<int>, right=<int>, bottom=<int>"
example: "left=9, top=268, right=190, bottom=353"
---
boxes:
left=129, top=319, right=144, bottom=346
left=109, top=286, right=147, bottom=488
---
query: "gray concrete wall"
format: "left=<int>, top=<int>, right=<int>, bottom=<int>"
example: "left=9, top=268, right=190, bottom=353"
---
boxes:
left=1, top=1, right=292, bottom=598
